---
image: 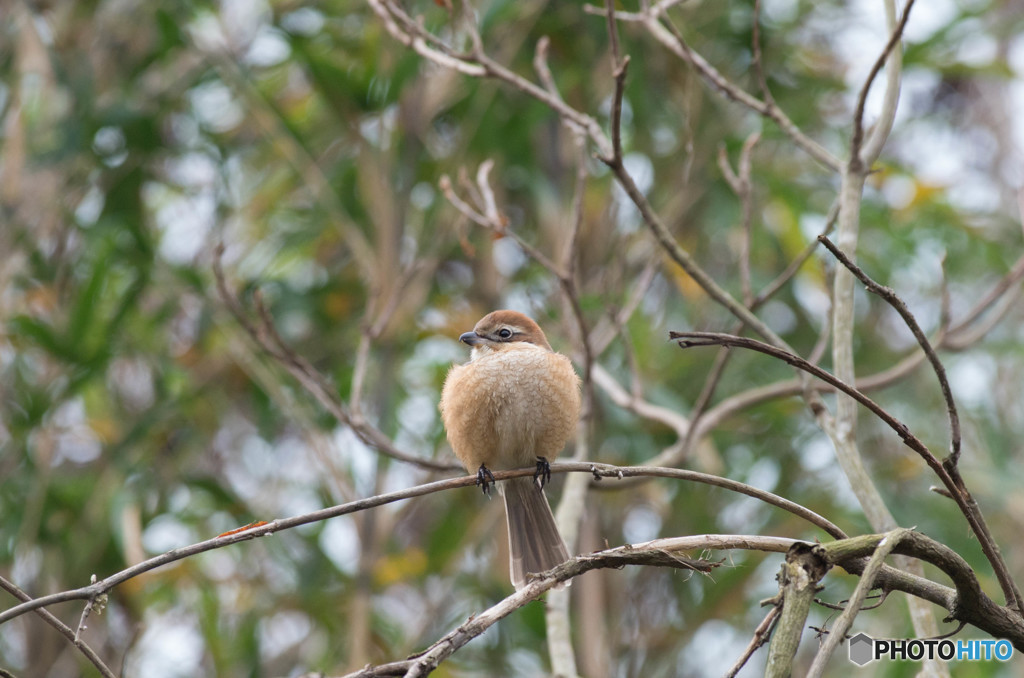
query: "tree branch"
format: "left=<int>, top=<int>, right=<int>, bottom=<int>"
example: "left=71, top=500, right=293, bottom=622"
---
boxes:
left=818, top=234, right=961, bottom=463
left=808, top=528, right=911, bottom=676
left=851, top=0, right=915, bottom=167
left=213, top=243, right=460, bottom=472
left=0, top=575, right=117, bottom=678
left=672, top=330, right=1024, bottom=614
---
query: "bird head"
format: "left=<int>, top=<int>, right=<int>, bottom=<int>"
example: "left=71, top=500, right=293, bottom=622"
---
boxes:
left=459, top=310, right=553, bottom=358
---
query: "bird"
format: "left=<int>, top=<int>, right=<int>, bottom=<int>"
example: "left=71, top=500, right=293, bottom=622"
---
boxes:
left=440, top=310, right=581, bottom=590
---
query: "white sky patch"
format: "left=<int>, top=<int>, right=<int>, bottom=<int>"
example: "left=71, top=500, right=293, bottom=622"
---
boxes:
left=259, top=610, right=313, bottom=662
left=319, top=517, right=360, bottom=575
left=492, top=236, right=527, bottom=277
left=74, top=184, right=105, bottom=226
left=281, top=8, right=325, bottom=36
left=189, top=80, right=244, bottom=133
left=622, top=505, right=663, bottom=544
left=334, top=426, right=378, bottom=496
left=799, top=436, right=865, bottom=512
left=948, top=354, right=996, bottom=410
left=902, top=0, right=958, bottom=43
left=686, top=621, right=748, bottom=675
left=199, top=548, right=238, bottom=582
left=622, top=152, right=654, bottom=195
left=792, top=277, right=831, bottom=329
left=956, top=29, right=997, bottom=67
left=761, top=299, right=797, bottom=336
left=219, top=0, right=271, bottom=49
left=50, top=397, right=102, bottom=464
left=762, top=0, right=798, bottom=23
left=409, top=181, right=435, bottom=210
left=142, top=515, right=196, bottom=554
left=123, top=613, right=205, bottom=678
left=145, top=182, right=216, bottom=265
left=245, top=26, right=291, bottom=68
left=165, top=152, right=218, bottom=189
left=799, top=435, right=835, bottom=472
left=882, top=174, right=917, bottom=209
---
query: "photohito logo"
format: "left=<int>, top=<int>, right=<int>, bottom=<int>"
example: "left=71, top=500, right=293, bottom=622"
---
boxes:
left=848, top=633, right=1013, bottom=666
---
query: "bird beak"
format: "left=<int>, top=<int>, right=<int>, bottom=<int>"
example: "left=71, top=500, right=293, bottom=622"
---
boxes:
left=459, top=331, right=483, bottom=346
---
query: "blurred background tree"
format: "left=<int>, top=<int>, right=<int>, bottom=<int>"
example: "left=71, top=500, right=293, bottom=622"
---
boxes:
left=2, top=0, right=1024, bottom=676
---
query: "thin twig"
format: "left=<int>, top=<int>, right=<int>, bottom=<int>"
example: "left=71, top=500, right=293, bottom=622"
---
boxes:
left=533, top=36, right=562, bottom=100
left=672, top=330, right=1023, bottom=613
left=807, top=528, right=910, bottom=677
left=0, top=463, right=842, bottom=627
left=755, top=198, right=841, bottom=308
left=750, top=0, right=775, bottom=107
left=0, top=575, right=117, bottom=678
left=850, top=0, right=916, bottom=167
left=584, top=3, right=841, bottom=170
left=360, top=536, right=767, bottom=678
left=718, top=132, right=761, bottom=306
left=725, top=605, right=780, bottom=678
left=818, top=234, right=961, bottom=463
left=213, top=243, right=460, bottom=472
left=815, top=589, right=889, bottom=612
left=603, top=0, right=630, bottom=164
left=671, top=332, right=941, bottom=479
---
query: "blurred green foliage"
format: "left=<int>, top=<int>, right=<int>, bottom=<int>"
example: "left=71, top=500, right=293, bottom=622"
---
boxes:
left=2, top=0, right=1024, bottom=676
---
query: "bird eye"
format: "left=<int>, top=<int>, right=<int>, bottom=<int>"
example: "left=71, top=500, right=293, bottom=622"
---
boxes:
left=497, top=328, right=513, bottom=339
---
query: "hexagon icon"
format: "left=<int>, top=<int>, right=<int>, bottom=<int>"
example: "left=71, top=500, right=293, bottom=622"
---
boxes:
left=849, top=633, right=875, bottom=666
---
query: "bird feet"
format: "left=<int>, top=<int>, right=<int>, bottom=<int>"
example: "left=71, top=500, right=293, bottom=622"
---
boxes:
left=534, top=456, right=551, bottom=490
left=476, top=464, right=496, bottom=496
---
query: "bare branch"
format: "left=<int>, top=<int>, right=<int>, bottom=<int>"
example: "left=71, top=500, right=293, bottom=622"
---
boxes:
left=808, top=528, right=911, bottom=677
left=718, top=132, right=761, bottom=306
left=850, top=0, right=916, bottom=167
left=750, top=0, right=775, bottom=107
left=672, top=330, right=1024, bottom=613
left=352, top=535, right=793, bottom=677
left=818, top=234, right=961, bottom=463
left=583, top=3, right=841, bottom=170
left=213, top=243, right=460, bottom=472
left=532, top=36, right=562, bottom=100
left=766, top=543, right=829, bottom=677
left=603, top=0, right=631, bottom=165
left=0, top=463, right=840, bottom=627
left=0, top=575, right=117, bottom=678
left=672, top=332, right=944, bottom=477
left=725, top=605, right=780, bottom=678
left=947, top=250, right=1024, bottom=341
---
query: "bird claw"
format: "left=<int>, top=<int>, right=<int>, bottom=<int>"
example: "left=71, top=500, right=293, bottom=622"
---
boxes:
left=534, top=456, right=552, bottom=490
left=476, top=464, right=496, bottom=496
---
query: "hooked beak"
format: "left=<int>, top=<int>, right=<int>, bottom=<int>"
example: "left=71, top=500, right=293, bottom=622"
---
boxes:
left=460, top=331, right=483, bottom=346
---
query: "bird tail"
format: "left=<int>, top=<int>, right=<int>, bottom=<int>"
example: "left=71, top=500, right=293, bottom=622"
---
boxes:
left=502, top=476, right=570, bottom=590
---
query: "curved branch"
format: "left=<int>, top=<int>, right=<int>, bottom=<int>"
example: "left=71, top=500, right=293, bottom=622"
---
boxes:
left=584, top=4, right=841, bottom=170
left=823, top=531, right=1024, bottom=651
left=673, top=331, right=947, bottom=474
left=671, top=331, right=1023, bottom=613
left=347, top=530, right=1024, bottom=678
left=819, top=234, right=961, bottom=462
left=0, top=575, right=116, bottom=678
left=213, top=243, right=460, bottom=472
left=809, top=528, right=911, bottom=676
left=853, top=0, right=915, bottom=167
left=346, top=535, right=793, bottom=678
left=0, top=463, right=842, bottom=627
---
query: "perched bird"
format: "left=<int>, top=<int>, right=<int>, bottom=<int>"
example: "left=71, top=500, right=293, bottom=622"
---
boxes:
left=440, top=310, right=581, bottom=589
